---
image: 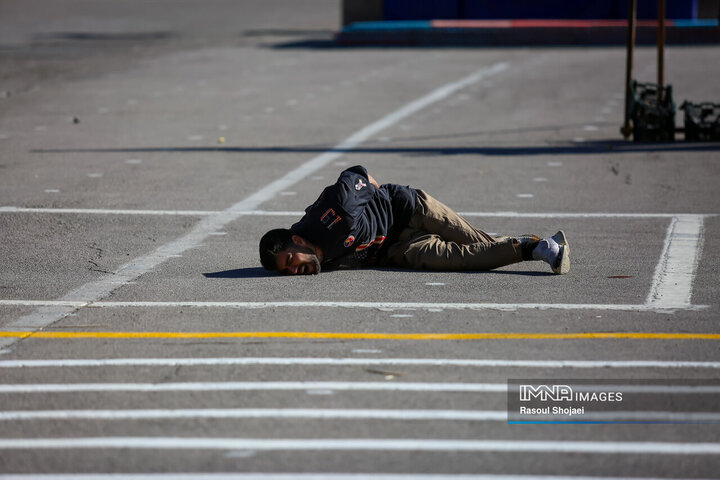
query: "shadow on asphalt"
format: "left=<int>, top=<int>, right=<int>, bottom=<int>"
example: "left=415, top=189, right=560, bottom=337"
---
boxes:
left=31, top=140, right=720, bottom=157
left=203, top=267, right=553, bottom=278
left=203, top=267, right=274, bottom=279
left=328, top=267, right=555, bottom=276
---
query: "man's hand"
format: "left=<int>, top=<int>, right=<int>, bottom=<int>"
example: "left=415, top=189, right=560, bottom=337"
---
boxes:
left=367, top=173, right=380, bottom=188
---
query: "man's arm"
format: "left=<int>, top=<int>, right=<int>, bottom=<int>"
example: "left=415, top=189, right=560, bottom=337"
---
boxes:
left=344, top=165, right=379, bottom=188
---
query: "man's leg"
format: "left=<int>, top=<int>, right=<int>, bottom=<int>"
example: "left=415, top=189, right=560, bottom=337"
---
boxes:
left=389, top=232, right=523, bottom=271
left=410, top=190, right=497, bottom=245
left=384, top=189, right=569, bottom=272
left=385, top=190, right=523, bottom=271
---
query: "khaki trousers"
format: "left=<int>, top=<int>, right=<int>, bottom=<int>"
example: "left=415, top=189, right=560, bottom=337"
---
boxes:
left=384, top=190, right=523, bottom=271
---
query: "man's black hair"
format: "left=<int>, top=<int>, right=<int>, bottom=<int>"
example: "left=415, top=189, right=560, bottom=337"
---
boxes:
left=259, top=228, right=293, bottom=270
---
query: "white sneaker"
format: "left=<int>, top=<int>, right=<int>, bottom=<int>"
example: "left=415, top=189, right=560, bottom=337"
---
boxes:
left=532, top=237, right=560, bottom=265
left=532, top=231, right=570, bottom=275
left=551, top=230, right=570, bottom=275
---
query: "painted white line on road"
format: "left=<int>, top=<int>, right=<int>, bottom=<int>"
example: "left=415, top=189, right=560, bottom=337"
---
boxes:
left=2, top=357, right=720, bottom=369
left=0, top=61, right=510, bottom=348
left=0, top=475, right=712, bottom=480
left=0, top=408, right=507, bottom=421
left=647, top=215, right=705, bottom=308
left=457, top=212, right=713, bottom=219
left=0, top=300, right=88, bottom=308
left=0, top=207, right=261, bottom=216
left=1, top=437, right=719, bottom=454
left=2, top=409, right=720, bottom=423
left=0, top=300, right=708, bottom=311
left=2, top=381, right=718, bottom=394
left=1, top=207, right=717, bottom=218
left=0, top=381, right=505, bottom=394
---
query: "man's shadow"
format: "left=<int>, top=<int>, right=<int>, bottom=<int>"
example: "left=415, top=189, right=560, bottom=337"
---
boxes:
left=203, top=267, right=552, bottom=278
left=203, top=267, right=275, bottom=279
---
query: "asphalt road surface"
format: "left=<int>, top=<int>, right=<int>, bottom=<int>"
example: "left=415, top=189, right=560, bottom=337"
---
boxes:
left=1, top=1, right=720, bottom=478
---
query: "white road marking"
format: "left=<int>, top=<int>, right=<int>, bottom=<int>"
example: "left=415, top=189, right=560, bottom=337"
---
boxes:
left=0, top=62, right=510, bottom=349
left=516, top=194, right=534, bottom=198
left=2, top=357, right=720, bottom=369
left=2, top=408, right=720, bottom=422
left=2, top=381, right=719, bottom=394
left=456, top=212, right=713, bottom=219
left=0, top=207, right=225, bottom=216
left=0, top=408, right=507, bottom=421
left=0, top=300, right=707, bottom=311
left=547, top=161, right=563, bottom=167
left=0, top=475, right=712, bottom=480
left=1, top=207, right=715, bottom=220
left=305, top=389, right=334, bottom=395
left=44, top=189, right=60, bottom=193
left=1, top=437, right=719, bottom=454
left=0, top=381, right=505, bottom=393
left=647, top=215, right=705, bottom=308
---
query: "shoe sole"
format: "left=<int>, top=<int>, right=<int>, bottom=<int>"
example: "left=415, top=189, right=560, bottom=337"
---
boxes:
left=551, top=230, right=570, bottom=275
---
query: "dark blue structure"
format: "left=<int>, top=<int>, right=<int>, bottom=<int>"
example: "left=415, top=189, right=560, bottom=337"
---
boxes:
left=383, top=0, right=698, bottom=21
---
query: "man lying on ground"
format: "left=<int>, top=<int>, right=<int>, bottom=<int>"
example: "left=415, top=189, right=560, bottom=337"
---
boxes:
left=259, top=165, right=569, bottom=276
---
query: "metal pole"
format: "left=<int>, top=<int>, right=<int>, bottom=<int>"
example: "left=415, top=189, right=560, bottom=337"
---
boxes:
left=621, top=0, right=637, bottom=139
left=657, top=0, right=666, bottom=100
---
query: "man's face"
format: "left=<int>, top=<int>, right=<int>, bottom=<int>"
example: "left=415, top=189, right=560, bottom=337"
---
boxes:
left=276, top=243, right=321, bottom=275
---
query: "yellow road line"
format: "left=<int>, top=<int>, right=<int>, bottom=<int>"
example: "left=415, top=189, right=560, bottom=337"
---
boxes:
left=1, top=331, right=720, bottom=340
